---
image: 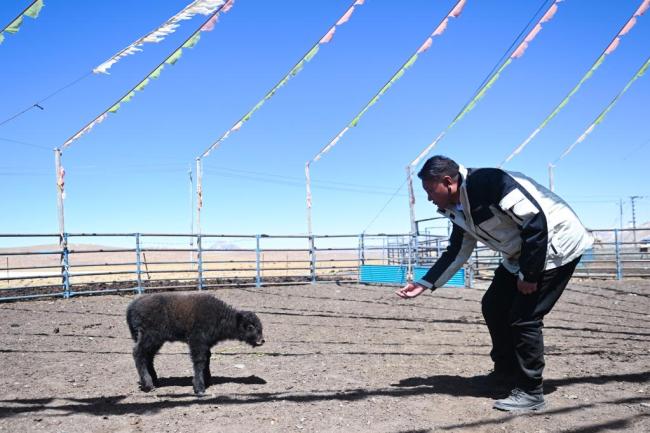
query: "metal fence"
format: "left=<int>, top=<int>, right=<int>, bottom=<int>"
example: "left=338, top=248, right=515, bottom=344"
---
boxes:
left=0, top=232, right=426, bottom=302
left=470, top=228, right=650, bottom=280
left=1, top=228, right=648, bottom=302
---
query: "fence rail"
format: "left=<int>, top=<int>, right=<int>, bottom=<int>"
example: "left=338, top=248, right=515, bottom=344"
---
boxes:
left=1, top=228, right=648, bottom=301
left=469, top=228, right=650, bottom=279
left=0, top=232, right=421, bottom=301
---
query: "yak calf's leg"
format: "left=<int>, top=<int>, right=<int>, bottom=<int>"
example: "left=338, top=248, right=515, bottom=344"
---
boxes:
left=133, top=338, right=157, bottom=392
left=190, top=344, right=210, bottom=395
left=203, top=350, right=212, bottom=386
left=146, top=343, right=162, bottom=386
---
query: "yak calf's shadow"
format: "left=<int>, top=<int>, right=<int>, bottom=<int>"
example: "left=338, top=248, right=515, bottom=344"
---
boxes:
left=156, top=375, right=267, bottom=389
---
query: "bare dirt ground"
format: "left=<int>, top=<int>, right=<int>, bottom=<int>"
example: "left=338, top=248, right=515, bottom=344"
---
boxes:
left=0, top=279, right=649, bottom=433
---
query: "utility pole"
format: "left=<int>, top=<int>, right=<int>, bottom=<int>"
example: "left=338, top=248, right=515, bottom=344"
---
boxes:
left=630, top=195, right=642, bottom=244
left=619, top=198, right=624, bottom=231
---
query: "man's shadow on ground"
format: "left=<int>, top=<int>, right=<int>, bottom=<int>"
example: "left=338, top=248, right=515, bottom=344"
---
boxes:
left=393, top=370, right=650, bottom=399
left=392, top=374, right=557, bottom=399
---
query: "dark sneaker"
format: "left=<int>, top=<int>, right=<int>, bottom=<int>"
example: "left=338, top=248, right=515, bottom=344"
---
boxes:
left=493, top=388, right=546, bottom=412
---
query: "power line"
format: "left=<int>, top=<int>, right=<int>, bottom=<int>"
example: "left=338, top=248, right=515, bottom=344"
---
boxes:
left=203, top=163, right=403, bottom=193
left=0, top=136, right=49, bottom=150
left=202, top=166, right=408, bottom=196
left=1, top=1, right=230, bottom=128
left=622, top=137, right=650, bottom=160
left=362, top=179, right=408, bottom=234
left=203, top=167, right=409, bottom=197
left=0, top=72, right=93, bottom=128
left=468, top=0, right=553, bottom=105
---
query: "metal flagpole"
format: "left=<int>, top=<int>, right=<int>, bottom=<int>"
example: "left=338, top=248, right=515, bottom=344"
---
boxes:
left=196, top=157, right=202, bottom=235
left=189, top=165, right=195, bottom=264
left=305, top=162, right=313, bottom=237
left=54, top=148, right=65, bottom=237
left=54, top=147, right=70, bottom=297
left=548, top=163, right=555, bottom=191
left=406, top=165, right=417, bottom=235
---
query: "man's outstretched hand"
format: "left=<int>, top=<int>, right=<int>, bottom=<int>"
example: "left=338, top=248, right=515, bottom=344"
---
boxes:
left=395, top=282, right=426, bottom=299
left=516, top=279, right=538, bottom=295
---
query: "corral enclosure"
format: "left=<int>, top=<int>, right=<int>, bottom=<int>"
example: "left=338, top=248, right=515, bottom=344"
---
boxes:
left=1, top=279, right=649, bottom=432
left=2, top=228, right=650, bottom=301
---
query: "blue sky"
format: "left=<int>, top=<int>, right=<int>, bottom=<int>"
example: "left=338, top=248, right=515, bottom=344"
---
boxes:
left=1, top=0, right=649, bottom=238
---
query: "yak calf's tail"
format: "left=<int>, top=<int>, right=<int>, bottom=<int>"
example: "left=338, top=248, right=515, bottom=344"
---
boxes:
left=126, top=304, right=139, bottom=341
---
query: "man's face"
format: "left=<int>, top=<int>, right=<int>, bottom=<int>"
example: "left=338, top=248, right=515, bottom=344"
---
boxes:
left=422, top=176, right=456, bottom=209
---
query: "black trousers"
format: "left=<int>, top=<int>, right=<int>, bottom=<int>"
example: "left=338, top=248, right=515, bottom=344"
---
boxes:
left=481, top=257, right=581, bottom=395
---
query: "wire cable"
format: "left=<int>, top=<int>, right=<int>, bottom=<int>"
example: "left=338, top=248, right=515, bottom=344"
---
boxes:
left=362, top=179, right=408, bottom=234
left=0, top=136, right=50, bottom=150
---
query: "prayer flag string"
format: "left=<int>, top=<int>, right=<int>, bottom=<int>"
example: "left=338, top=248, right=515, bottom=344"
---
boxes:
left=93, top=0, right=227, bottom=74
left=199, top=0, right=367, bottom=159
left=61, top=0, right=235, bottom=150
left=553, top=55, right=650, bottom=164
left=0, top=0, right=45, bottom=45
left=500, top=0, right=650, bottom=167
left=309, top=0, right=467, bottom=165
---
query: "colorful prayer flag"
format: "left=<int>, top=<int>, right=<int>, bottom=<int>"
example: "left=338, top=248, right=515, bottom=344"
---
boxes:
left=63, top=2, right=234, bottom=149
left=200, top=0, right=366, bottom=159
left=93, top=0, right=227, bottom=74
left=312, top=0, right=467, bottom=162
left=500, top=0, right=649, bottom=166
left=555, top=56, right=650, bottom=162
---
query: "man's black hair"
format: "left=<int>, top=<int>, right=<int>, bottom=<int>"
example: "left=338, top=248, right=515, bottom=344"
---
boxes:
left=417, top=155, right=459, bottom=182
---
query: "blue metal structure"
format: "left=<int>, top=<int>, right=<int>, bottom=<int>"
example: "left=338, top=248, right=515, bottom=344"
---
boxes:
left=359, top=264, right=466, bottom=287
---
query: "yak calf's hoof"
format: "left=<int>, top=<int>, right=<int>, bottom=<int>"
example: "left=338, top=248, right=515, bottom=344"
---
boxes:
left=193, top=380, right=206, bottom=395
left=140, top=382, right=155, bottom=392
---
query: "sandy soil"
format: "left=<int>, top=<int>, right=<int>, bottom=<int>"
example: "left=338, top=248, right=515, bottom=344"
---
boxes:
left=0, top=279, right=649, bottom=432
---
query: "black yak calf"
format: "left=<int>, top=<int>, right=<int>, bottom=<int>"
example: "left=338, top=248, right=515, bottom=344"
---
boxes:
left=126, top=292, right=264, bottom=395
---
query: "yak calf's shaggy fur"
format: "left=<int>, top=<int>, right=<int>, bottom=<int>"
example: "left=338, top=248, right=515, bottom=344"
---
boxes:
left=126, top=292, right=264, bottom=395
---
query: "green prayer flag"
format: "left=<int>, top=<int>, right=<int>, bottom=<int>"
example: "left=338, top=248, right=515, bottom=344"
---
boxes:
left=638, top=59, right=650, bottom=76
left=593, top=111, right=608, bottom=126
left=290, top=60, right=306, bottom=76
left=536, top=55, right=607, bottom=131
left=121, top=91, right=136, bottom=104
left=24, top=0, right=45, bottom=19
left=108, top=103, right=121, bottom=113
left=135, top=78, right=150, bottom=92
left=165, top=48, right=183, bottom=65
left=264, top=89, right=277, bottom=100
left=242, top=111, right=254, bottom=122
left=304, top=45, right=320, bottom=63
left=183, top=33, right=201, bottom=49
left=5, top=16, right=23, bottom=34
left=265, top=77, right=290, bottom=100
left=390, top=69, right=405, bottom=84
left=250, top=100, right=265, bottom=115
left=587, top=58, right=649, bottom=132
left=453, top=59, right=511, bottom=125
left=150, top=65, right=165, bottom=80
left=0, top=33, right=4, bottom=45
left=403, top=53, right=418, bottom=70
left=368, top=94, right=381, bottom=107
